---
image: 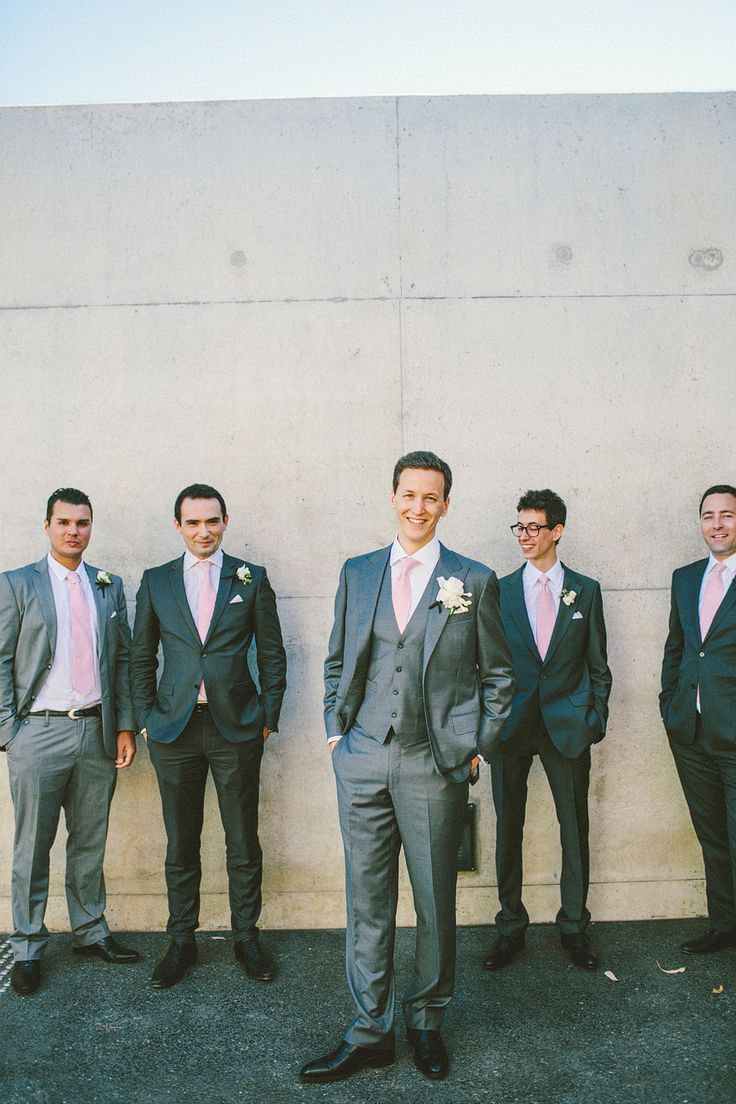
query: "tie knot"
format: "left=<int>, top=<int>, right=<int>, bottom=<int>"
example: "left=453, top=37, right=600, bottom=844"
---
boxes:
left=539, top=576, right=550, bottom=589
left=399, top=556, right=418, bottom=578
left=67, top=572, right=80, bottom=585
left=197, top=559, right=211, bottom=571
left=713, top=562, right=726, bottom=576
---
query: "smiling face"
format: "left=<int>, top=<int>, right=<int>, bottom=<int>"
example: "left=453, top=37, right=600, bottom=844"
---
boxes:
left=391, top=467, right=448, bottom=553
left=44, top=500, right=93, bottom=570
left=700, top=492, right=736, bottom=561
left=174, top=497, right=228, bottom=559
left=516, top=508, right=564, bottom=572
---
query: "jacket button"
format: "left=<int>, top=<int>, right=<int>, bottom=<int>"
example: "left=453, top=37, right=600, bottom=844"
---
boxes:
left=391, top=712, right=397, bottom=718
left=202, top=653, right=207, bottom=658
left=699, top=651, right=705, bottom=658
left=397, top=643, right=404, bottom=649
left=396, top=666, right=402, bottom=672
left=393, top=689, right=399, bottom=695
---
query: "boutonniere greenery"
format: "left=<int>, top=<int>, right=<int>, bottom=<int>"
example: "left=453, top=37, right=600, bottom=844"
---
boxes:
left=435, top=576, right=473, bottom=615
left=95, top=570, right=112, bottom=588
left=561, top=587, right=577, bottom=607
left=236, top=564, right=253, bottom=585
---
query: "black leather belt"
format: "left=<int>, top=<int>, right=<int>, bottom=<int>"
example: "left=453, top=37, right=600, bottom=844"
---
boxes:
left=29, top=704, right=102, bottom=720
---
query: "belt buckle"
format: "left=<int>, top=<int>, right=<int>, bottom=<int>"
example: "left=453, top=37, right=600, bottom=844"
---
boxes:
left=67, top=707, right=82, bottom=719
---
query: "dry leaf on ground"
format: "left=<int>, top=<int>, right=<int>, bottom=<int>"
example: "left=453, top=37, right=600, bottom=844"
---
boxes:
left=656, top=962, right=686, bottom=974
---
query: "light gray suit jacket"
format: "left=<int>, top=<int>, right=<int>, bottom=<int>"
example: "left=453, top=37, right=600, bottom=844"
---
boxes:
left=324, top=543, right=515, bottom=782
left=0, top=558, right=134, bottom=757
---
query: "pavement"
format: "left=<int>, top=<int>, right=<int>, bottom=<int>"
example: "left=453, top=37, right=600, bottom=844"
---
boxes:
left=0, top=920, right=733, bottom=1104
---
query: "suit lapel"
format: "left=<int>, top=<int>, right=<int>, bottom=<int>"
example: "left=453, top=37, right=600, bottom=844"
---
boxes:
left=422, top=545, right=465, bottom=671
left=354, top=547, right=391, bottom=664
left=169, top=556, right=200, bottom=643
left=204, top=553, right=237, bottom=644
left=543, top=564, right=584, bottom=665
left=505, top=566, right=538, bottom=659
left=685, top=560, right=708, bottom=644
left=703, top=561, right=736, bottom=641
left=31, top=558, right=57, bottom=652
left=85, top=563, right=107, bottom=658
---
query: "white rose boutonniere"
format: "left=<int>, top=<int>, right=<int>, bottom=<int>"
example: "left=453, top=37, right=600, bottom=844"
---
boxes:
left=95, top=570, right=112, bottom=588
left=561, top=587, right=577, bottom=607
left=236, top=564, right=253, bottom=586
left=435, top=576, right=473, bottom=615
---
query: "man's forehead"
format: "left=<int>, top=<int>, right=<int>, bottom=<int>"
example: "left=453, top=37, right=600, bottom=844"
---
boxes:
left=50, top=502, right=91, bottom=520
left=180, top=497, right=224, bottom=519
left=701, top=494, right=736, bottom=514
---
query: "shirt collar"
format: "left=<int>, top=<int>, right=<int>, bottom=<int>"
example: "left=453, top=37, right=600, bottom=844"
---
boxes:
left=184, top=548, right=224, bottom=572
left=390, top=535, right=441, bottom=570
left=706, top=552, right=736, bottom=578
left=524, top=557, right=564, bottom=589
left=47, top=552, right=87, bottom=582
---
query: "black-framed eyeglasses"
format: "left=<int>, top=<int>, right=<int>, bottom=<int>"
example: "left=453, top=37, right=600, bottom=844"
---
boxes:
left=510, top=523, right=552, bottom=537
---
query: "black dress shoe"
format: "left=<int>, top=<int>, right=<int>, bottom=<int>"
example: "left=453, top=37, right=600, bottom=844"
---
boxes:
left=11, top=960, right=41, bottom=996
left=681, top=928, right=736, bottom=955
left=234, top=935, right=276, bottom=982
left=407, top=1029, right=449, bottom=1081
left=561, top=932, right=599, bottom=971
left=299, top=1041, right=395, bottom=1084
left=150, top=940, right=197, bottom=989
left=74, top=935, right=140, bottom=964
left=483, top=933, right=525, bottom=971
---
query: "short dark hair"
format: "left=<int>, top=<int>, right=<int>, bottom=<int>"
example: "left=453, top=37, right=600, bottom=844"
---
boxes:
left=516, top=488, right=567, bottom=532
left=392, top=451, right=452, bottom=500
left=174, top=483, right=228, bottom=523
left=46, top=487, right=93, bottom=523
left=699, top=484, right=736, bottom=514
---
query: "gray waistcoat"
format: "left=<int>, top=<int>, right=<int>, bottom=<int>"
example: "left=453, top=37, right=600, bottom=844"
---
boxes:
left=355, top=562, right=435, bottom=746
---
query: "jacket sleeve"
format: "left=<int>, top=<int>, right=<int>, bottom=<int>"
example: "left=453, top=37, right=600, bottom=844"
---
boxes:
left=323, top=561, right=348, bottom=741
left=131, top=571, right=160, bottom=732
left=252, top=567, right=287, bottom=731
left=112, top=578, right=135, bottom=733
left=475, top=570, right=515, bottom=759
left=587, top=581, right=613, bottom=740
left=0, top=573, right=21, bottom=747
left=659, top=572, right=684, bottom=722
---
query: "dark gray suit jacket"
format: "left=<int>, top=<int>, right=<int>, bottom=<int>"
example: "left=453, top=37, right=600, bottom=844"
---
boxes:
left=324, top=543, right=514, bottom=781
left=660, top=558, right=736, bottom=749
left=498, top=563, right=612, bottom=759
left=0, top=558, right=134, bottom=757
left=131, top=552, right=286, bottom=744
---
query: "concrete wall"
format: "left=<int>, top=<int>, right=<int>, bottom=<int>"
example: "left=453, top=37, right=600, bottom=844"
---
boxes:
left=0, top=92, right=734, bottom=932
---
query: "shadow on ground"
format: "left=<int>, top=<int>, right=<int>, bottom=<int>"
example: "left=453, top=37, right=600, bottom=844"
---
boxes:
left=0, top=921, right=734, bottom=1104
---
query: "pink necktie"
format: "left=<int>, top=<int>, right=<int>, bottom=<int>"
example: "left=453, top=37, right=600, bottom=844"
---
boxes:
left=536, top=576, right=556, bottom=660
left=700, top=562, right=726, bottom=639
left=67, top=572, right=95, bottom=696
left=393, top=556, right=418, bottom=633
left=197, top=560, right=217, bottom=700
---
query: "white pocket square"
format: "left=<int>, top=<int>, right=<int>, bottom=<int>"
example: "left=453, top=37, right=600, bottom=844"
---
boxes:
left=572, top=611, right=583, bottom=620
left=110, top=611, right=117, bottom=619
left=229, top=594, right=244, bottom=604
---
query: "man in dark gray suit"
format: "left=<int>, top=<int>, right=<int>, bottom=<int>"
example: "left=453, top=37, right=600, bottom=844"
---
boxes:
left=485, top=489, right=611, bottom=974
left=300, top=451, right=513, bottom=1084
left=661, top=483, right=736, bottom=955
left=132, top=483, right=286, bottom=989
left=0, top=488, right=139, bottom=996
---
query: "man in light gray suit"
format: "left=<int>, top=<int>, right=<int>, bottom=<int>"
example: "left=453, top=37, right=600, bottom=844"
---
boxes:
left=0, top=488, right=139, bottom=996
left=300, top=451, right=514, bottom=1084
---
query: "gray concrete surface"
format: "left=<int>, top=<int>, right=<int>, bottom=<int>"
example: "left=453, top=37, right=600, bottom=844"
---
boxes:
left=0, top=921, right=733, bottom=1103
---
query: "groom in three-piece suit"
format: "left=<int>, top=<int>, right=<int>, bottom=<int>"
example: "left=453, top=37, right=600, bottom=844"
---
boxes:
left=0, top=488, right=139, bottom=996
left=485, top=489, right=611, bottom=973
left=300, top=451, right=514, bottom=1084
left=131, top=483, right=286, bottom=989
left=660, top=484, right=736, bottom=955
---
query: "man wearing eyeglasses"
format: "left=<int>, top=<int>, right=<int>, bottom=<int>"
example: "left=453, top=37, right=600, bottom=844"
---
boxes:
left=484, top=489, right=611, bottom=973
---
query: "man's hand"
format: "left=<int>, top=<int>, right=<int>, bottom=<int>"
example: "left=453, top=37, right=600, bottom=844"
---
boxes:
left=115, top=730, right=136, bottom=769
left=328, top=737, right=340, bottom=754
left=471, top=755, right=480, bottom=772
left=263, top=726, right=271, bottom=742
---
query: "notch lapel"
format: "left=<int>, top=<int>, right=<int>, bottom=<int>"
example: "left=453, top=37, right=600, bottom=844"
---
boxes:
left=354, top=547, right=391, bottom=664
left=31, top=558, right=57, bottom=653
left=542, top=565, right=584, bottom=665
left=423, top=546, right=466, bottom=671
left=85, top=564, right=108, bottom=658
left=169, top=557, right=200, bottom=643
left=505, top=566, right=538, bottom=659
left=703, top=562, right=736, bottom=641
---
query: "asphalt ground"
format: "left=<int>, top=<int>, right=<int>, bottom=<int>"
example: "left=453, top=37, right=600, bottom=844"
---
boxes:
left=0, top=920, right=733, bottom=1104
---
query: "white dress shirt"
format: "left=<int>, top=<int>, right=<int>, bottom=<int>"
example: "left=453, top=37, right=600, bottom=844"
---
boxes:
left=522, top=557, right=564, bottom=635
left=390, top=535, right=441, bottom=621
left=182, top=548, right=223, bottom=624
left=34, top=554, right=101, bottom=711
left=698, top=552, right=736, bottom=612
